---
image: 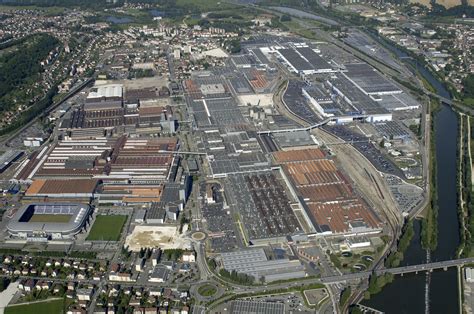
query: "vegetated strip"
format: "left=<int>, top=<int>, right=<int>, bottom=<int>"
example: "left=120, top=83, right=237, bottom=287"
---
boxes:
left=385, top=219, right=415, bottom=268
left=457, top=114, right=474, bottom=257
left=0, top=248, right=96, bottom=259
left=421, top=98, right=440, bottom=252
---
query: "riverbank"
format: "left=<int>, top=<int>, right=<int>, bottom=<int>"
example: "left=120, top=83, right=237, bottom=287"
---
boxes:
left=359, top=37, right=460, bottom=312
left=456, top=112, right=474, bottom=258
left=385, top=220, right=415, bottom=268
left=421, top=99, right=440, bottom=252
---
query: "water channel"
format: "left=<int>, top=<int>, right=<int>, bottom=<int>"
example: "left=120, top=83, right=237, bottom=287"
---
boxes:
left=361, top=33, right=461, bottom=313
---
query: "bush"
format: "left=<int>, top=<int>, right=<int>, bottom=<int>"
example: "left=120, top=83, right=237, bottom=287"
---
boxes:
left=280, top=14, right=292, bottom=22
left=340, top=287, right=351, bottom=306
left=219, top=269, right=254, bottom=285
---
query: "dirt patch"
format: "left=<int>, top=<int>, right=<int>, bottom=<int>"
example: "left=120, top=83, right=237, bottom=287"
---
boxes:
left=238, top=94, right=274, bottom=107
left=125, top=225, right=192, bottom=251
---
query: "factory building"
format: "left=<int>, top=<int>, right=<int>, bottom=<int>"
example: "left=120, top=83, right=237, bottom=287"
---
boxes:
left=276, top=43, right=336, bottom=75
left=220, top=248, right=306, bottom=282
left=87, top=84, right=123, bottom=99
left=146, top=181, right=190, bottom=224
left=273, top=149, right=382, bottom=236
left=25, top=179, right=100, bottom=199
left=301, top=86, right=335, bottom=118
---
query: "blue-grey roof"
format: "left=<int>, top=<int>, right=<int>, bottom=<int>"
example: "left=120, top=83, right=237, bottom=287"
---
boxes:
left=7, top=203, right=90, bottom=235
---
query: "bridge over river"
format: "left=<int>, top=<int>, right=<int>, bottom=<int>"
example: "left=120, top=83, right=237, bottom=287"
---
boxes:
left=320, top=257, right=474, bottom=284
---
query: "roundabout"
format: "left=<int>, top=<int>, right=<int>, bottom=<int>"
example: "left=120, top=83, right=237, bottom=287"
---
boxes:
left=191, top=231, right=207, bottom=241
left=191, top=281, right=224, bottom=302
left=197, top=284, right=218, bottom=297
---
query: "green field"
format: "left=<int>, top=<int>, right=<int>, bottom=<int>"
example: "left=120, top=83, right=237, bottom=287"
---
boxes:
left=176, top=0, right=237, bottom=11
left=463, top=98, right=474, bottom=106
left=5, top=298, right=64, bottom=314
left=86, top=215, right=127, bottom=241
left=197, top=284, right=217, bottom=297
left=29, top=214, right=72, bottom=223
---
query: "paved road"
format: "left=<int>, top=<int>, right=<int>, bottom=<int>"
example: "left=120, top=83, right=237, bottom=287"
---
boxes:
left=0, top=280, right=19, bottom=314
left=257, top=114, right=370, bottom=134
left=320, top=257, right=474, bottom=284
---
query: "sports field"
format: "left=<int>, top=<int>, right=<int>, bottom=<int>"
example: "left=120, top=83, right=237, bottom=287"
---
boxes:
left=5, top=298, right=64, bottom=314
left=86, top=215, right=127, bottom=241
left=29, top=214, right=72, bottom=223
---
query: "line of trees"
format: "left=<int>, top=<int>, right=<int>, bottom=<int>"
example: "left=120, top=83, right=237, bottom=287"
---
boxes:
left=340, top=287, right=351, bottom=307
left=219, top=269, right=254, bottom=285
left=456, top=114, right=474, bottom=257
left=385, top=219, right=415, bottom=267
left=421, top=99, right=440, bottom=252
left=462, top=74, right=474, bottom=100
left=364, top=273, right=394, bottom=299
left=163, top=249, right=184, bottom=261
left=429, top=3, right=474, bottom=18
left=0, top=248, right=97, bottom=259
left=0, top=0, right=123, bottom=9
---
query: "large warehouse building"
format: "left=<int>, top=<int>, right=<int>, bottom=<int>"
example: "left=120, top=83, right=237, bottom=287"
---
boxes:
left=272, top=149, right=382, bottom=236
left=7, top=203, right=91, bottom=241
left=220, top=248, right=306, bottom=282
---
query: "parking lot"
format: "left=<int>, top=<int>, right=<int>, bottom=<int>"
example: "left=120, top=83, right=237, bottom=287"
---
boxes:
left=199, top=182, right=240, bottom=252
left=324, top=124, right=405, bottom=178
left=245, top=292, right=314, bottom=313
left=226, top=173, right=301, bottom=241
left=342, top=30, right=400, bottom=69
left=283, top=80, right=321, bottom=124
left=385, top=174, right=424, bottom=213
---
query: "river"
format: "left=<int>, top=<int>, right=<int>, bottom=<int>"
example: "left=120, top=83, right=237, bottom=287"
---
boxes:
left=269, top=6, right=340, bottom=26
left=361, top=33, right=461, bottom=313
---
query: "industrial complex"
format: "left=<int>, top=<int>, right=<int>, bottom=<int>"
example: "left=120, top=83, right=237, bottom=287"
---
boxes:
left=0, top=7, right=432, bottom=312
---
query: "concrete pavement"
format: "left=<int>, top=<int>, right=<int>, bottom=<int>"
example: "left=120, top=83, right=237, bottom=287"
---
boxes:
left=0, top=280, right=19, bottom=314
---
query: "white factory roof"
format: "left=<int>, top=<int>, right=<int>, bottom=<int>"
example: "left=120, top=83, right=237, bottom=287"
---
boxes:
left=87, top=84, right=123, bottom=99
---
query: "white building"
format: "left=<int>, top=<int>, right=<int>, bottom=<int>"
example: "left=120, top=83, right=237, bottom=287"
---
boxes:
left=182, top=251, right=196, bottom=263
left=466, top=268, right=474, bottom=283
left=87, top=84, right=123, bottom=99
left=346, top=237, right=371, bottom=249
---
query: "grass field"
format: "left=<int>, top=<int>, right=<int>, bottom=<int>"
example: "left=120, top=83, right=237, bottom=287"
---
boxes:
left=197, top=284, right=217, bottom=297
left=463, top=98, right=474, bottom=106
left=176, top=0, right=238, bottom=11
left=282, top=20, right=320, bottom=40
left=29, top=214, right=72, bottom=223
left=86, top=215, right=127, bottom=241
left=5, top=298, right=64, bottom=314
